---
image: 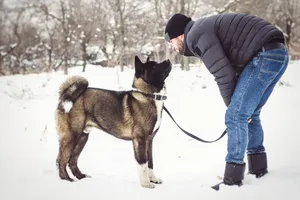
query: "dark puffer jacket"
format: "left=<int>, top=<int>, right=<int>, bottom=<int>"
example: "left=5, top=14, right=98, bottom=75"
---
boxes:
left=183, top=13, right=285, bottom=106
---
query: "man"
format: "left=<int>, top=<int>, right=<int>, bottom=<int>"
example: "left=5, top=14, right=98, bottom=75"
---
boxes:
left=164, top=13, right=289, bottom=186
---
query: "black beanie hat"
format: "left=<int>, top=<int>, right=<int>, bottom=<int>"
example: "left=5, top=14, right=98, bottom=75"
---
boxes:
left=164, top=13, right=191, bottom=42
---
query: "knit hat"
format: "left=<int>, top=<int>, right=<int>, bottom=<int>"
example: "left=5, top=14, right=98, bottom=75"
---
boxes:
left=164, top=13, right=191, bottom=42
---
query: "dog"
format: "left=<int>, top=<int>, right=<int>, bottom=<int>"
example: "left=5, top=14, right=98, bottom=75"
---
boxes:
left=55, top=55, right=172, bottom=188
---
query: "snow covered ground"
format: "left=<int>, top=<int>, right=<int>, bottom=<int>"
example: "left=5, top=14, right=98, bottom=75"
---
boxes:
left=0, top=59, right=299, bottom=200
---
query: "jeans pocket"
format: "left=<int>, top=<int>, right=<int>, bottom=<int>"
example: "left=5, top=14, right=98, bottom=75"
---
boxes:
left=258, top=57, right=284, bottom=83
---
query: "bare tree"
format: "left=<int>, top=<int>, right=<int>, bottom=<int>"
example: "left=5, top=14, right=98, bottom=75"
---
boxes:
left=106, top=0, right=127, bottom=71
left=35, top=3, right=59, bottom=72
left=270, top=0, right=300, bottom=58
left=40, top=21, right=59, bottom=72
left=0, top=8, right=24, bottom=74
left=71, top=0, right=104, bottom=72
left=40, top=0, right=76, bottom=75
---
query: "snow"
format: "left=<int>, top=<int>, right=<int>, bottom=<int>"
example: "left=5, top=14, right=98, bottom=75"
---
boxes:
left=0, top=60, right=300, bottom=199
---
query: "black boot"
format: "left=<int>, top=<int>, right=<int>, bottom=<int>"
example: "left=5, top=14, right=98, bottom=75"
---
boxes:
left=223, top=162, right=245, bottom=186
left=247, top=152, right=268, bottom=178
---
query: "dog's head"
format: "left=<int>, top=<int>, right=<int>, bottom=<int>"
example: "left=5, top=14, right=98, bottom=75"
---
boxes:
left=133, top=56, right=172, bottom=93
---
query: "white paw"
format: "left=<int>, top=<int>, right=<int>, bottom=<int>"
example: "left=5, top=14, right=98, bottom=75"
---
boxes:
left=149, top=169, right=162, bottom=184
left=141, top=182, right=155, bottom=189
left=150, top=176, right=162, bottom=184
left=85, top=174, right=92, bottom=178
left=137, top=162, right=156, bottom=189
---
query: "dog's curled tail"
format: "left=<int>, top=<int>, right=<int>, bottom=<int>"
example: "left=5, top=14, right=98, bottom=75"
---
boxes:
left=58, top=75, right=88, bottom=113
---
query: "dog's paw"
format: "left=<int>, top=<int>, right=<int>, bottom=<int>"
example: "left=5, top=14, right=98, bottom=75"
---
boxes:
left=62, top=177, right=75, bottom=182
left=77, top=174, right=92, bottom=180
left=141, top=182, right=155, bottom=189
left=69, top=179, right=76, bottom=182
left=149, top=169, right=162, bottom=184
left=84, top=174, right=92, bottom=178
left=150, top=177, right=162, bottom=184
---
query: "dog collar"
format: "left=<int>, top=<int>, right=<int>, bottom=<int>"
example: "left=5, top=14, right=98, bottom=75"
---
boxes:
left=141, top=92, right=167, bottom=101
left=132, top=90, right=167, bottom=101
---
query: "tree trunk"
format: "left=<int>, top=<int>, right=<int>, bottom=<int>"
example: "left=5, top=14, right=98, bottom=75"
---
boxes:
left=47, top=49, right=52, bottom=72
left=82, top=58, right=87, bottom=72
left=82, top=43, right=87, bottom=72
left=179, top=0, right=186, bottom=70
left=180, top=0, right=185, bottom=13
left=64, top=61, right=68, bottom=75
left=185, top=57, right=190, bottom=71
left=117, top=0, right=125, bottom=72
left=286, top=17, right=292, bottom=48
left=165, top=43, right=170, bottom=60
left=180, top=57, right=184, bottom=70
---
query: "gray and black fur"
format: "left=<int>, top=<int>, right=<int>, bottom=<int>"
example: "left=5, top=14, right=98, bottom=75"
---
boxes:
left=55, top=56, right=172, bottom=188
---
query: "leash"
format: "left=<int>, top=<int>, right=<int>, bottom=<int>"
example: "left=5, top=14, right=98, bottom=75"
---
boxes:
left=163, top=106, right=227, bottom=143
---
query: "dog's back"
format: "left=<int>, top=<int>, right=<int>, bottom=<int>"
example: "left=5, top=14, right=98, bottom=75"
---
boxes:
left=56, top=77, right=132, bottom=136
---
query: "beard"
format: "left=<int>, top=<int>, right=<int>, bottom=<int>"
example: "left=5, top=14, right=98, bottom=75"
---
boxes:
left=176, top=40, right=185, bottom=55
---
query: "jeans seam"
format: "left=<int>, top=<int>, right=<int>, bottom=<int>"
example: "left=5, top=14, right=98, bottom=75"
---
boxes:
left=262, top=57, right=285, bottom=63
left=258, top=57, right=285, bottom=83
left=232, top=62, right=255, bottom=159
left=259, top=53, right=287, bottom=57
left=259, top=48, right=288, bottom=57
left=277, top=54, right=289, bottom=81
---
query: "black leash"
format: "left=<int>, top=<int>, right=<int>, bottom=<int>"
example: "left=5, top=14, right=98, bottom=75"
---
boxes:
left=163, top=106, right=227, bottom=143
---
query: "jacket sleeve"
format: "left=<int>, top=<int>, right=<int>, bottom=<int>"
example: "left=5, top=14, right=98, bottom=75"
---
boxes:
left=192, top=26, right=237, bottom=107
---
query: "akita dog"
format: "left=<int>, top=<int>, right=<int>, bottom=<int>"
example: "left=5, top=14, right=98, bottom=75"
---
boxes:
left=55, top=56, right=172, bottom=188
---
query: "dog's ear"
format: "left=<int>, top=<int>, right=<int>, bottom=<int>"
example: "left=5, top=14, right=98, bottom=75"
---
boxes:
left=135, top=55, right=143, bottom=67
left=134, top=56, right=144, bottom=76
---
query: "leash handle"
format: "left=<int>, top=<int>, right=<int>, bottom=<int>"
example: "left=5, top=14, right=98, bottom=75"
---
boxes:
left=163, top=106, right=227, bottom=143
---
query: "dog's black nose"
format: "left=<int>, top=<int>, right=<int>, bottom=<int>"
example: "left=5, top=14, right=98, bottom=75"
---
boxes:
left=166, top=59, right=170, bottom=63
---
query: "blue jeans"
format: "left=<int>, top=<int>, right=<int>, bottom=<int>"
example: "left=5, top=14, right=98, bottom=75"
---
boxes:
left=225, top=48, right=289, bottom=164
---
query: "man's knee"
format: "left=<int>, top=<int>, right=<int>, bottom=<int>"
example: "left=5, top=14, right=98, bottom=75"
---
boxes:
left=225, top=105, right=236, bottom=123
left=225, top=107, right=250, bottom=124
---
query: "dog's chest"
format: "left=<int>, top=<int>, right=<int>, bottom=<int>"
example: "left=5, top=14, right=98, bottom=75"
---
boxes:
left=153, top=101, right=163, bottom=132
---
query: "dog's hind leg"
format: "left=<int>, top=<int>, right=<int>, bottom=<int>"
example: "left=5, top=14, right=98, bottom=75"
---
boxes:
left=147, top=137, right=162, bottom=184
left=56, top=136, right=76, bottom=182
left=133, top=130, right=155, bottom=189
left=69, top=133, right=90, bottom=180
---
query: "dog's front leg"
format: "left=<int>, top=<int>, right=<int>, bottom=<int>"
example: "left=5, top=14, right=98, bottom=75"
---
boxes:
left=148, top=137, right=162, bottom=184
left=132, top=130, right=155, bottom=189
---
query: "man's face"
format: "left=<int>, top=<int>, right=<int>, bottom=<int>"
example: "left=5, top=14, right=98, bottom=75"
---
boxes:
left=170, top=36, right=184, bottom=55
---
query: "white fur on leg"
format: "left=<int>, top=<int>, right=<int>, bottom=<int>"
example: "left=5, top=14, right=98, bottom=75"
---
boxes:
left=83, top=126, right=92, bottom=134
left=148, top=169, right=162, bottom=184
left=137, top=162, right=155, bottom=188
left=62, top=101, right=73, bottom=113
left=153, top=87, right=166, bottom=132
left=153, top=101, right=163, bottom=132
